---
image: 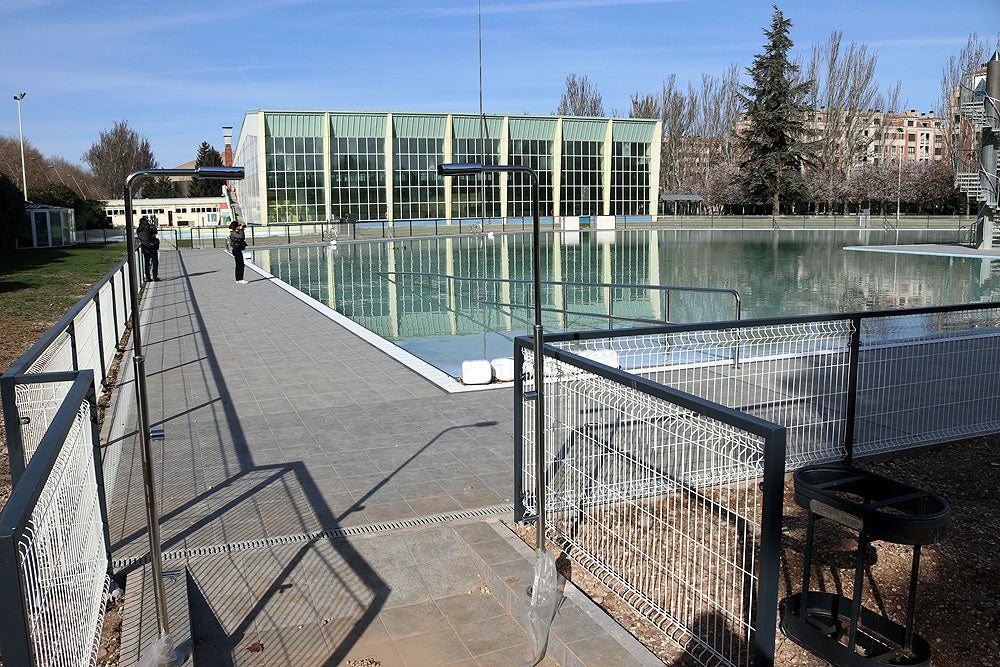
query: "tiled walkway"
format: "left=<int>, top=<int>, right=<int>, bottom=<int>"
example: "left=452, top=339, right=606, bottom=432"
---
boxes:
left=109, top=248, right=657, bottom=666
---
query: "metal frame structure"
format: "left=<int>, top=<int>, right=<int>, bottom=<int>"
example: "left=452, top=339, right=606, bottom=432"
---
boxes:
left=515, top=299, right=1000, bottom=666
left=0, top=370, right=112, bottom=667
left=437, top=162, right=549, bottom=553
left=514, top=340, right=786, bottom=666
left=122, top=165, right=244, bottom=657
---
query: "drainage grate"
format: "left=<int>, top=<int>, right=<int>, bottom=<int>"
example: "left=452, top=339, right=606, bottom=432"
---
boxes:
left=112, top=503, right=513, bottom=570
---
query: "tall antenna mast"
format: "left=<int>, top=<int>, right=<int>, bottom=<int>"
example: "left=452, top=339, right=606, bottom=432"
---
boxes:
left=478, top=0, right=486, bottom=228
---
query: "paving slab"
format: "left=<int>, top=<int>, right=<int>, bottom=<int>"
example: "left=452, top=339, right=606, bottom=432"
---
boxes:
left=110, top=248, right=656, bottom=666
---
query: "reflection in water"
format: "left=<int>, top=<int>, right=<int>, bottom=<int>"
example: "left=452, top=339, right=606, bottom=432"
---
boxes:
left=254, top=229, right=1000, bottom=376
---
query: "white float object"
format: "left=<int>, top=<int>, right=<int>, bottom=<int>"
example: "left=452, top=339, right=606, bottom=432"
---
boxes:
left=462, top=359, right=494, bottom=385
left=579, top=348, right=620, bottom=368
left=491, top=357, right=515, bottom=382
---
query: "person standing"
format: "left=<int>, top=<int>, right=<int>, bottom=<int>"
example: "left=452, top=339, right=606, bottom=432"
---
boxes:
left=137, top=216, right=161, bottom=281
left=229, top=221, right=248, bottom=283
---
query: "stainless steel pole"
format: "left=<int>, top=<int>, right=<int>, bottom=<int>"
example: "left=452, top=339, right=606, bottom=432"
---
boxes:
left=121, top=165, right=243, bottom=663
left=528, top=169, right=546, bottom=554
left=123, top=172, right=172, bottom=644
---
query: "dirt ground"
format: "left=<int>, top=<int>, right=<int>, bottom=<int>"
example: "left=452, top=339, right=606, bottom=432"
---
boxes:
left=515, top=435, right=999, bottom=666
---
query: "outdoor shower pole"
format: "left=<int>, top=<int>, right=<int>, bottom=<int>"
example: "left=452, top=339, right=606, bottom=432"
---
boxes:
left=437, top=163, right=546, bottom=550
left=123, top=165, right=244, bottom=661
left=527, top=169, right=545, bottom=554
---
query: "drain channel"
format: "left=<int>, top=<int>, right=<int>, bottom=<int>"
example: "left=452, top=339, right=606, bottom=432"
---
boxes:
left=112, top=503, right=514, bottom=570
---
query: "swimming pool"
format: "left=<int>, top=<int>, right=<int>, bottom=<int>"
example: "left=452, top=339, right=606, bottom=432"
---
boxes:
left=251, top=228, right=1000, bottom=378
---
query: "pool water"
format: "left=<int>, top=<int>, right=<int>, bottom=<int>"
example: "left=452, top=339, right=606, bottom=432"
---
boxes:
left=252, top=229, right=1000, bottom=377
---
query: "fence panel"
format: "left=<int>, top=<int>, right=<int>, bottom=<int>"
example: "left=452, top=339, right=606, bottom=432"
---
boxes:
left=548, top=320, right=855, bottom=467
left=98, top=282, right=120, bottom=378
left=0, top=372, right=111, bottom=667
left=72, top=300, right=103, bottom=385
left=524, top=301, right=1000, bottom=664
left=1, top=253, right=136, bottom=485
left=517, top=343, right=785, bottom=666
left=854, top=305, right=1000, bottom=456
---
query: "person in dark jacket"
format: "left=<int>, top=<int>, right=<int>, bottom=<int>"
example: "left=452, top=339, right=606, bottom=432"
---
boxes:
left=137, top=217, right=160, bottom=281
left=229, top=221, right=248, bottom=283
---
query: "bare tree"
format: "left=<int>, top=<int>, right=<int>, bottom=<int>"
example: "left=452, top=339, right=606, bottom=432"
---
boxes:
left=628, top=92, right=661, bottom=120
left=0, top=135, right=98, bottom=200
left=556, top=74, right=605, bottom=116
left=687, top=65, right=742, bottom=197
left=805, top=31, right=885, bottom=212
left=659, top=75, right=696, bottom=192
left=83, top=120, right=158, bottom=198
left=640, top=65, right=741, bottom=201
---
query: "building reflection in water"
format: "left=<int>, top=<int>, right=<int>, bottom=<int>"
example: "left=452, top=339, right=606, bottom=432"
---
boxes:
left=253, top=229, right=1000, bottom=376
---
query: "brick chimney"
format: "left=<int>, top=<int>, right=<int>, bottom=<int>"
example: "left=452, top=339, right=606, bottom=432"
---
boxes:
left=222, top=126, right=233, bottom=167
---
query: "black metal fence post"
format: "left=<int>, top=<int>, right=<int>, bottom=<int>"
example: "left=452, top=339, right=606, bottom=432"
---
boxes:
left=93, top=294, right=107, bottom=386
left=754, top=426, right=787, bottom=667
left=68, top=320, right=79, bottom=372
left=842, top=315, right=863, bottom=464
left=0, top=375, right=25, bottom=483
left=0, top=524, right=33, bottom=667
left=86, top=377, right=114, bottom=569
left=513, top=339, right=526, bottom=522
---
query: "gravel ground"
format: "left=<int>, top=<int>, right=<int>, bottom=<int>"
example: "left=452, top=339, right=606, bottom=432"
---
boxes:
left=515, top=435, right=999, bottom=666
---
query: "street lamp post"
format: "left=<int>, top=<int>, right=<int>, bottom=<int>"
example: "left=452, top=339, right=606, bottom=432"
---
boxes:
left=13, top=92, right=27, bottom=199
left=437, top=162, right=547, bottom=552
left=124, top=165, right=244, bottom=663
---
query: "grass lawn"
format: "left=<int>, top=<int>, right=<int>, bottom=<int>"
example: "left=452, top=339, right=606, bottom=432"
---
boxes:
left=1, top=242, right=129, bottom=511
left=0, top=242, right=128, bottom=373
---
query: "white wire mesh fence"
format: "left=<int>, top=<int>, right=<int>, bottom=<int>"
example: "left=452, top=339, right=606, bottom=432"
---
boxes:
left=516, top=346, right=785, bottom=667
left=2, top=255, right=135, bottom=484
left=854, top=306, right=1000, bottom=456
left=517, top=301, right=1000, bottom=666
left=544, top=303, right=1000, bottom=467
left=0, top=373, right=112, bottom=667
left=554, top=320, right=855, bottom=468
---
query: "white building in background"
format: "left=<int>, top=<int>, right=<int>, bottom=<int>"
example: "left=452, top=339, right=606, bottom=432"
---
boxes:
left=102, top=196, right=231, bottom=228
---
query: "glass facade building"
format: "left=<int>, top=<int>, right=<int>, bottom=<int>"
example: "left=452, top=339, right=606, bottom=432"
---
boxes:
left=233, top=111, right=661, bottom=226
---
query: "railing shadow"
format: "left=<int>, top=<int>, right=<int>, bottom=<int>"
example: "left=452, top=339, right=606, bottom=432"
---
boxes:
left=109, top=249, right=420, bottom=664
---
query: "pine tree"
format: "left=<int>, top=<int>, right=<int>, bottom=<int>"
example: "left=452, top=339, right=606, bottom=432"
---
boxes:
left=0, top=172, right=26, bottom=249
left=737, top=6, right=813, bottom=216
left=144, top=176, right=179, bottom=198
left=188, top=142, right=224, bottom=197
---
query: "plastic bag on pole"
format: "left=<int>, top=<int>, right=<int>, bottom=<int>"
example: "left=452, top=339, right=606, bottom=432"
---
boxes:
left=522, top=549, right=561, bottom=666
left=137, top=633, right=175, bottom=667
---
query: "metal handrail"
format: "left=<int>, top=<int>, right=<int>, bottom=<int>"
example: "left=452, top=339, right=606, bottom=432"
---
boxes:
left=382, top=271, right=741, bottom=327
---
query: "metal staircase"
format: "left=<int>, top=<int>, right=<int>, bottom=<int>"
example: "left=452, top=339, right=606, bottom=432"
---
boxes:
left=223, top=185, right=245, bottom=225
left=954, top=61, right=998, bottom=211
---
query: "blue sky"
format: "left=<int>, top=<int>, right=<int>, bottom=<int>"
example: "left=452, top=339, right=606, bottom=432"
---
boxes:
left=1, top=0, right=997, bottom=170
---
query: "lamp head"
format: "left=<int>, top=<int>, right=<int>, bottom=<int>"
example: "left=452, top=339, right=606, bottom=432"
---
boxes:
left=14, top=92, right=26, bottom=101
left=437, top=163, right=486, bottom=176
left=195, top=165, right=245, bottom=180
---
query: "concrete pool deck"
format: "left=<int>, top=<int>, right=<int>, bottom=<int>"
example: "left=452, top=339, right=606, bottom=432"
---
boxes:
left=845, top=242, right=1000, bottom=259
left=109, top=249, right=658, bottom=666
